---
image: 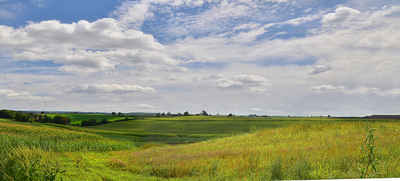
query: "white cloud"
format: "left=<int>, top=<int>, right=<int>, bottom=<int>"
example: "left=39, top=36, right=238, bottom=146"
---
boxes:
left=0, top=89, right=52, bottom=101
left=0, top=18, right=183, bottom=73
left=312, top=85, right=400, bottom=96
left=112, top=1, right=153, bottom=29
left=321, top=7, right=361, bottom=27
left=216, top=74, right=269, bottom=92
left=310, top=65, right=331, bottom=75
left=250, top=107, right=263, bottom=112
left=136, top=104, right=156, bottom=109
left=71, top=84, right=156, bottom=94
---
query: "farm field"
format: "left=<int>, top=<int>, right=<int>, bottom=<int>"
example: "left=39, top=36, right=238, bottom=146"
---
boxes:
left=1, top=115, right=400, bottom=180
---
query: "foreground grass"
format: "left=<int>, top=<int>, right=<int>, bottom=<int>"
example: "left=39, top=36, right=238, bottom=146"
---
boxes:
left=1, top=117, right=400, bottom=180
left=112, top=121, right=400, bottom=180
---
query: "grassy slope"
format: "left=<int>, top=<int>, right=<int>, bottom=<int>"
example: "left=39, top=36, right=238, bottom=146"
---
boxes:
left=1, top=117, right=400, bottom=180
left=111, top=121, right=400, bottom=180
left=90, top=116, right=328, bottom=145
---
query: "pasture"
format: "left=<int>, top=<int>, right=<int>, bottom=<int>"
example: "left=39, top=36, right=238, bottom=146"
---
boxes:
left=1, top=115, right=400, bottom=180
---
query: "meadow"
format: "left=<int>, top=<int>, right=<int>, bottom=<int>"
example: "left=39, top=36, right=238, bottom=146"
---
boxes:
left=1, top=115, right=400, bottom=180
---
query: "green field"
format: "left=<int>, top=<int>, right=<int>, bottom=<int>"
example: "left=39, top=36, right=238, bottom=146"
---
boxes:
left=1, top=116, right=400, bottom=180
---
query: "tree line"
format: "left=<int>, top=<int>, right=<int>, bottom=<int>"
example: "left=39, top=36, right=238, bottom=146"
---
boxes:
left=0, top=110, right=71, bottom=125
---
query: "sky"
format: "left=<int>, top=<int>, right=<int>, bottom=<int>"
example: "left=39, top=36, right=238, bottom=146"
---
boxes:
left=0, top=0, right=400, bottom=116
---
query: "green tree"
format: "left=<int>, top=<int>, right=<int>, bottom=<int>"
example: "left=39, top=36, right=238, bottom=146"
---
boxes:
left=201, top=110, right=208, bottom=116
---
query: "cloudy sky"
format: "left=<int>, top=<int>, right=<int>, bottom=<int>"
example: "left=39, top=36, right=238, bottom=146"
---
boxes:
left=0, top=0, right=399, bottom=116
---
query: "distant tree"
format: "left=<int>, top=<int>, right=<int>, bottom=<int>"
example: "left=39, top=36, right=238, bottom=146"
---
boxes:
left=161, top=112, right=166, bottom=116
left=0, top=110, right=14, bottom=119
left=167, top=112, right=172, bottom=116
left=184, top=111, right=190, bottom=116
left=118, top=112, right=124, bottom=117
left=155, top=113, right=161, bottom=117
left=201, top=110, right=208, bottom=116
left=15, top=112, right=30, bottom=122
left=177, top=113, right=182, bottom=116
left=101, top=118, right=109, bottom=124
left=53, top=116, right=71, bottom=125
left=228, top=113, right=233, bottom=117
left=112, top=112, right=116, bottom=116
left=42, top=115, right=52, bottom=123
left=81, top=119, right=97, bottom=126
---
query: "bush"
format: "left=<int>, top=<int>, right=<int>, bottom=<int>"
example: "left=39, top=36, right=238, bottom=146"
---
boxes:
left=81, top=119, right=98, bottom=127
left=52, top=116, right=71, bottom=125
left=0, top=110, right=15, bottom=119
left=101, top=118, right=109, bottom=124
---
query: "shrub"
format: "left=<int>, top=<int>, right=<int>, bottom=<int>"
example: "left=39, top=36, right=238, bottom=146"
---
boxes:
left=359, top=128, right=378, bottom=178
left=101, top=118, right=109, bottom=124
left=81, top=119, right=98, bottom=126
left=52, top=116, right=71, bottom=125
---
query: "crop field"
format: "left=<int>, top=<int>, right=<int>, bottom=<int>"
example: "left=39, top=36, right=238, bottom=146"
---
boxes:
left=1, top=115, right=400, bottom=180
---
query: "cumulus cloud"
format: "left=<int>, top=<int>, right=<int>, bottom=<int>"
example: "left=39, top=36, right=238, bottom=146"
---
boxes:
left=216, top=74, right=269, bottom=93
left=0, top=18, right=181, bottom=73
left=136, top=104, right=156, bottom=109
left=71, top=84, right=156, bottom=94
left=322, top=7, right=361, bottom=25
left=310, top=65, right=331, bottom=75
left=0, top=89, right=52, bottom=101
left=2, top=1, right=400, bottom=115
left=311, top=85, right=400, bottom=96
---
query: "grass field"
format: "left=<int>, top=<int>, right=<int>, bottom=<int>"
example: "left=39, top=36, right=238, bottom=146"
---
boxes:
left=1, top=116, right=400, bottom=180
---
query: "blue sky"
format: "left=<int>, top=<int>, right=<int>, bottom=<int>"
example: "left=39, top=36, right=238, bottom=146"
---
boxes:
left=0, top=0, right=123, bottom=26
left=1, top=0, right=400, bottom=115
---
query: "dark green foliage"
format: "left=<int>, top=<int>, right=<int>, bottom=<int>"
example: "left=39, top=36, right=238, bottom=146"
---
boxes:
left=101, top=118, right=109, bottom=124
left=292, top=159, right=312, bottom=180
left=0, top=110, right=71, bottom=125
left=359, top=128, right=378, bottom=178
left=270, top=158, right=283, bottom=180
left=81, top=119, right=98, bottom=126
left=52, top=116, right=71, bottom=125
left=201, top=110, right=208, bottom=116
left=0, top=110, right=15, bottom=119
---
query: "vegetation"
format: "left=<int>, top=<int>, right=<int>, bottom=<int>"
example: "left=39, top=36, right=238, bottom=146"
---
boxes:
left=0, top=110, right=71, bottom=125
left=1, top=113, right=400, bottom=180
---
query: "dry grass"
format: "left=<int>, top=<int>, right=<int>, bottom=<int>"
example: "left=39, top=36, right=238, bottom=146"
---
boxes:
left=109, top=121, right=400, bottom=180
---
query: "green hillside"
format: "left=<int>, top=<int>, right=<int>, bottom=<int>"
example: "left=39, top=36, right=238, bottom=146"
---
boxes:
left=1, top=116, right=400, bottom=180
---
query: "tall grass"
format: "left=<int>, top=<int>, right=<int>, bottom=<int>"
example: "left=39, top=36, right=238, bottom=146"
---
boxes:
left=0, top=120, right=136, bottom=181
left=113, top=121, right=400, bottom=180
left=2, top=117, right=400, bottom=180
left=0, top=121, right=134, bottom=152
